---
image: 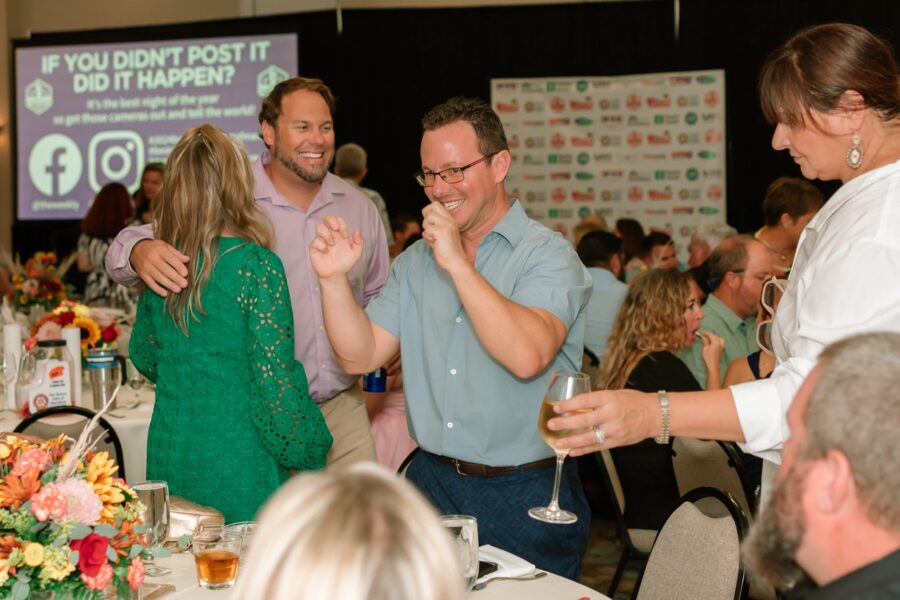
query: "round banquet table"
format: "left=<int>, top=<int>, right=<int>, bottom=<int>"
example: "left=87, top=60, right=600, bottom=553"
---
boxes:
left=0, top=386, right=155, bottom=485
left=147, top=551, right=611, bottom=600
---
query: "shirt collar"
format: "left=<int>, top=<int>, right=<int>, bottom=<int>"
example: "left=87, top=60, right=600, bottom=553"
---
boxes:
left=254, top=150, right=345, bottom=211
left=789, top=549, right=900, bottom=599
left=483, top=199, right=527, bottom=248
left=705, top=293, right=751, bottom=334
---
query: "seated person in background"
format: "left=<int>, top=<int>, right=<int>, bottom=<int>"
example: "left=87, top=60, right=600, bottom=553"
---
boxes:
left=687, top=222, right=738, bottom=298
left=755, top=176, right=824, bottom=275
left=235, top=463, right=464, bottom=600
left=614, top=218, right=644, bottom=271
left=743, top=332, right=900, bottom=598
left=625, top=231, right=678, bottom=282
left=77, top=182, right=138, bottom=312
left=131, top=162, right=164, bottom=225
left=572, top=213, right=608, bottom=247
left=682, top=235, right=773, bottom=388
left=388, top=214, right=422, bottom=259
left=130, top=124, right=332, bottom=523
left=597, top=269, right=723, bottom=529
left=576, top=231, right=627, bottom=363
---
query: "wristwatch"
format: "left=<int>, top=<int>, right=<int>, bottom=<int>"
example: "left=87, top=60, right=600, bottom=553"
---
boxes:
left=654, top=390, right=670, bottom=444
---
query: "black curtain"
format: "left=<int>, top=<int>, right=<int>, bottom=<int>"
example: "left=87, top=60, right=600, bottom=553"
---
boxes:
left=12, top=0, right=900, bottom=257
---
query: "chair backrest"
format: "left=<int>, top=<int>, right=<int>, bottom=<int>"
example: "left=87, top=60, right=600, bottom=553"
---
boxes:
left=636, top=487, right=747, bottom=600
left=14, top=406, right=126, bottom=480
left=672, top=438, right=754, bottom=518
left=595, top=450, right=657, bottom=555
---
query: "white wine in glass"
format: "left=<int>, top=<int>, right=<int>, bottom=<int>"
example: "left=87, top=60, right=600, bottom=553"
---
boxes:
left=529, top=370, right=590, bottom=524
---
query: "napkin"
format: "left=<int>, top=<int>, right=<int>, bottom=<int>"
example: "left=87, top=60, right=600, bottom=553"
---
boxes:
left=477, top=544, right=535, bottom=584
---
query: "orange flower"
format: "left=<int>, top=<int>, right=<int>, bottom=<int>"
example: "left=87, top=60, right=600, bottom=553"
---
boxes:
left=0, top=468, right=41, bottom=509
left=0, top=535, right=20, bottom=560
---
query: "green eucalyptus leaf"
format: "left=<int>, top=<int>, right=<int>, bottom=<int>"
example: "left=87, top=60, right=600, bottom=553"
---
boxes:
left=94, top=524, right=118, bottom=538
left=106, top=545, right=118, bottom=562
left=69, top=523, right=92, bottom=540
left=151, top=545, right=171, bottom=558
left=134, top=524, right=150, bottom=534
left=129, top=544, right=144, bottom=558
left=177, top=534, right=192, bottom=550
left=10, top=580, right=28, bottom=600
left=29, top=521, right=48, bottom=533
left=69, top=550, right=80, bottom=564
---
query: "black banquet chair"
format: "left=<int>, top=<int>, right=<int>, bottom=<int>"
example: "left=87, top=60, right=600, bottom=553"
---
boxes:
left=14, top=406, right=127, bottom=481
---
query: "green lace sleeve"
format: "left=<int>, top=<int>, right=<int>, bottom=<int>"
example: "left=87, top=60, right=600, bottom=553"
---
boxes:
left=130, top=290, right=160, bottom=383
left=239, top=248, right=333, bottom=471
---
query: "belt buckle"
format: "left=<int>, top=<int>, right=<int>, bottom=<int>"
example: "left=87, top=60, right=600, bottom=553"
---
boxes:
left=453, top=459, right=469, bottom=477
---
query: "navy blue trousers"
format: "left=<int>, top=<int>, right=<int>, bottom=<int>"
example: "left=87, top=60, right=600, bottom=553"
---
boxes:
left=406, top=451, right=590, bottom=580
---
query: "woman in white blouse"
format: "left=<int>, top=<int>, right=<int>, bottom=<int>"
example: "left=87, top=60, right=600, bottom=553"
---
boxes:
left=548, top=23, right=900, bottom=472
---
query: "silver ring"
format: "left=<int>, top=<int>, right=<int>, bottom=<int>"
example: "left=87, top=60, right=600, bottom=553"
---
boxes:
left=592, top=426, right=606, bottom=445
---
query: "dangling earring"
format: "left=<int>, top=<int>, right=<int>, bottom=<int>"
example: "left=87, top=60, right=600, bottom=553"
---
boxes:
left=847, top=130, right=863, bottom=169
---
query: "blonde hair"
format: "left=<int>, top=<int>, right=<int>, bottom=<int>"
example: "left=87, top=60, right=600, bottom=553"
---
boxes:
left=233, top=464, right=465, bottom=600
left=153, top=124, right=272, bottom=335
left=597, top=269, right=693, bottom=389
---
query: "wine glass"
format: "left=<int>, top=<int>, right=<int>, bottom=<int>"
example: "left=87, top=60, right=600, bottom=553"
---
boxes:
left=126, top=359, right=147, bottom=406
left=529, top=370, right=591, bottom=524
left=0, top=353, right=18, bottom=416
left=134, top=480, right=173, bottom=576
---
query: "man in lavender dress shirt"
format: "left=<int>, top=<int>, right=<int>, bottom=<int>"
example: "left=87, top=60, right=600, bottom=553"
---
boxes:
left=105, top=77, right=388, bottom=467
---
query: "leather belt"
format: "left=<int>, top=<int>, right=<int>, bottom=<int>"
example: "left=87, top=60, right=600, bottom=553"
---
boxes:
left=431, top=452, right=556, bottom=477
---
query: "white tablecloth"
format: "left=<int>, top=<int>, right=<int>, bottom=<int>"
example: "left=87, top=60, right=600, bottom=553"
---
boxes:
left=151, top=551, right=610, bottom=599
left=0, top=386, right=155, bottom=485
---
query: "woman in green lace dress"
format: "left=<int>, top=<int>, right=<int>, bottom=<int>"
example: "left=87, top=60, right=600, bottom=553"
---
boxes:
left=130, top=124, right=332, bottom=522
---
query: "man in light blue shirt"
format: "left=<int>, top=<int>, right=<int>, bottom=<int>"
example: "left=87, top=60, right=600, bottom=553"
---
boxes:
left=309, top=97, right=592, bottom=579
left=577, top=231, right=628, bottom=363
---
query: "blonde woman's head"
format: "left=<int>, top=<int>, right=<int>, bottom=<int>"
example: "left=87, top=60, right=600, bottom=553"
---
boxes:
left=598, top=268, right=697, bottom=389
left=233, top=463, right=465, bottom=600
left=154, top=124, right=272, bottom=334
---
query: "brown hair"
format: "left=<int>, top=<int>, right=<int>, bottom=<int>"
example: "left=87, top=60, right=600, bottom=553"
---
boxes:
left=133, top=162, right=164, bottom=207
left=759, top=23, right=900, bottom=127
left=706, top=235, right=753, bottom=291
left=762, top=177, right=825, bottom=226
left=154, top=124, right=273, bottom=335
left=81, top=182, right=134, bottom=239
left=259, top=77, right=336, bottom=135
left=597, top=269, right=694, bottom=389
left=615, top=218, right=645, bottom=264
left=421, top=97, right=509, bottom=158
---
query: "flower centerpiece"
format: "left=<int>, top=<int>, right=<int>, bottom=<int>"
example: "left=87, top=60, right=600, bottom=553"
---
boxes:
left=0, top=432, right=154, bottom=599
left=5, top=253, right=73, bottom=315
left=28, top=301, right=121, bottom=356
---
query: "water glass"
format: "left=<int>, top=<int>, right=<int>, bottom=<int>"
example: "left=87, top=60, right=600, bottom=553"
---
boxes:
left=224, top=521, right=256, bottom=562
left=441, top=515, right=478, bottom=590
left=133, top=480, right=172, bottom=576
left=193, top=531, right=242, bottom=590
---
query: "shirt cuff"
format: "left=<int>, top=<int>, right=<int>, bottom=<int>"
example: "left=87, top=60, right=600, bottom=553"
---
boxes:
left=731, top=377, right=785, bottom=464
left=104, top=225, right=152, bottom=286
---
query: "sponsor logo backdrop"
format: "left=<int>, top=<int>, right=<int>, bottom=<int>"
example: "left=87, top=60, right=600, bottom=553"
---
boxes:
left=492, top=70, right=726, bottom=258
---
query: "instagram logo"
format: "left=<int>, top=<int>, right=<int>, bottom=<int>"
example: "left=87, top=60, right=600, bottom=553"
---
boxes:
left=88, top=131, right=145, bottom=193
left=28, top=134, right=83, bottom=197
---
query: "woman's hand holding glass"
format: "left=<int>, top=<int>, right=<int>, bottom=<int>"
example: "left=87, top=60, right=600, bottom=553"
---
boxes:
left=546, top=388, right=660, bottom=457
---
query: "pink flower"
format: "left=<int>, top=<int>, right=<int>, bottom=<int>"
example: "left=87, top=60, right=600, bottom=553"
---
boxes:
left=11, top=449, right=51, bottom=477
left=35, top=321, right=62, bottom=341
left=80, top=561, right=113, bottom=591
left=127, top=556, right=146, bottom=589
left=54, top=479, right=103, bottom=526
left=30, top=484, right=67, bottom=522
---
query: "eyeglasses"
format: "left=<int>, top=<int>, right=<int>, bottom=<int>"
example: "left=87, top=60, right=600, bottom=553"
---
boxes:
left=414, top=154, right=496, bottom=187
left=756, top=277, right=788, bottom=355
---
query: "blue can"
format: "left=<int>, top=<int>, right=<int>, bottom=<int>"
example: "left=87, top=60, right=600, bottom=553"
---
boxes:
left=362, top=367, right=387, bottom=392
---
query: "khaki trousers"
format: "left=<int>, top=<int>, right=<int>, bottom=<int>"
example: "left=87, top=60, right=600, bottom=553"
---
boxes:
left=320, top=383, right=376, bottom=468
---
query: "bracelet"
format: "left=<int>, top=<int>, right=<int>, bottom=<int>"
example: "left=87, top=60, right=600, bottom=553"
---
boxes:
left=654, top=390, right=670, bottom=444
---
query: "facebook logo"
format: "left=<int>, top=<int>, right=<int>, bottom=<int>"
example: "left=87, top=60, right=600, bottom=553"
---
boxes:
left=28, top=134, right=82, bottom=197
